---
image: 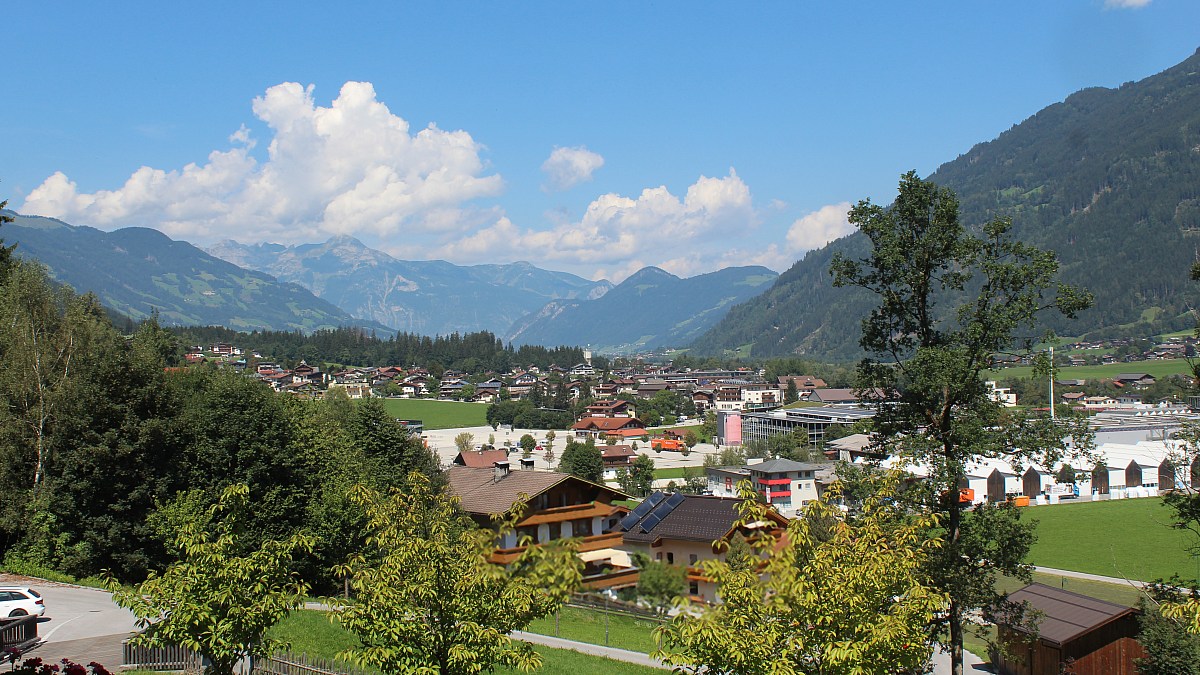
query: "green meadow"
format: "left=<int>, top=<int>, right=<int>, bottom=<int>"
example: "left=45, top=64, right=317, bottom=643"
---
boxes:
left=376, top=398, right=488, bottom=429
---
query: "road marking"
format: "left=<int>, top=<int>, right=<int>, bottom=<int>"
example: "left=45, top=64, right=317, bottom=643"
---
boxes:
left=41, top=615, right=82, bottom=641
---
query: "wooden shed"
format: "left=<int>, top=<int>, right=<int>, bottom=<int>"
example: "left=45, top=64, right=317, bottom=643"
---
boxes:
left=987, top=468, right=1019, bottom=503
left=1021, top=467, right=1053, bottom=498
left=1125, top=460, right=1157, bottom=491
left=994, top=583, right=1144, bottom=675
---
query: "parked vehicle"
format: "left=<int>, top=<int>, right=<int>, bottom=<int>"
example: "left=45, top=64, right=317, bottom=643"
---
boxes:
left=0, top=587, right=45, bottom=617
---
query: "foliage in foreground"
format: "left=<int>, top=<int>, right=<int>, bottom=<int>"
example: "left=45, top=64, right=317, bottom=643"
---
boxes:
left=332, top=473, right=583, bottom=675
left=110, top=484, right=315, bottom=675
left=830, top=171, right=1092, bottom=674
left=1137, top=579, right=1200, bottom=675
left=653, top=473, right=946, bottom=674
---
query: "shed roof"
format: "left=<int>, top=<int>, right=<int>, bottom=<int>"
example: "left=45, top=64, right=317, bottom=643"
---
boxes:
left=1005, top=583, right=1139, bottom=646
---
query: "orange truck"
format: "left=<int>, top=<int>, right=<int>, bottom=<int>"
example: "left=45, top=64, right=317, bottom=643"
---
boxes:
left=651, top=437, right=684, bottom=452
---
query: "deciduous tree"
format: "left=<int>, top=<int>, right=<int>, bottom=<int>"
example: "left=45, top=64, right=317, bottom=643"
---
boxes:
left=654, top=474, right=945, bottom=674
left=830, top=171, right=1093, bottom=674
left=110, top=484, right=315, bottom=675
left=558, top=438, right=604, bottom=483
left=332, top=473, right=581, bottom=675
left=636, top=557, right=688, bottom=616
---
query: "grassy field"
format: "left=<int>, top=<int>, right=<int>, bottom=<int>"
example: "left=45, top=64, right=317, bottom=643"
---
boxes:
left=270, top=610, right=666, bottom=673
left=526, top=605, right=664, bottom=654
left=1027, top=497, right=1199, bottom=583
left=987, top=358, right=1191, bottom=382
left=376, top=398, right=487, bottom=429
left=653, top=466, right=706, bottom=480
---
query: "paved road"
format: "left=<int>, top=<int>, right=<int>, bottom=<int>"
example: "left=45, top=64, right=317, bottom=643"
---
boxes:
left=0, top=578, right=138, bottom=670
left=513, top=631, right=666, bottom=669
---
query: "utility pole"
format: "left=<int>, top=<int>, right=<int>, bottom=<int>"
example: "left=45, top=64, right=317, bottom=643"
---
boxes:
left=1049, top=346, right=1055, bottom=421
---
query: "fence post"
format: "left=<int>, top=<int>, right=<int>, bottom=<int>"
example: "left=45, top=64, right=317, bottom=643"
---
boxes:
left=604, top=593, right=609, bottom=647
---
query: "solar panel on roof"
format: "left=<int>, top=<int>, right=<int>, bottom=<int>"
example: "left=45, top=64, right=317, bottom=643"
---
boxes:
left=663, top=492, right=686, bottom=509
left=638, top=492, right=688, bottom=533
left=640, top=512, right=664, bottom=532
left=619, top=492, right=664, bottom=530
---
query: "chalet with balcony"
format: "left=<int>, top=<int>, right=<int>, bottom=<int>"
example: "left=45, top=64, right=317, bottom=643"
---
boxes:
left=706, top=458, right=827, bottom=516
left=447, top=464, right=632, bottom=581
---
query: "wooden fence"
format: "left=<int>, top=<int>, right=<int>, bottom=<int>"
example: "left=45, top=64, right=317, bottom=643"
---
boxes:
left=121, top=640, right=370, bottom=675
left=0, top=615, right=40, bottom=654
left=121, top=641, right=202, bottom=673
left=255, top=653, right=373, bottom=675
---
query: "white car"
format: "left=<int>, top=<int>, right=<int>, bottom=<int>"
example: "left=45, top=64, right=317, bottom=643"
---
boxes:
left=0, top=587, right=45, bottom=618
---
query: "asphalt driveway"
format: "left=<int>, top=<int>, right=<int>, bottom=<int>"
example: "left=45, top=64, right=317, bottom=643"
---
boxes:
left=1, top=577, right=138, bottom=670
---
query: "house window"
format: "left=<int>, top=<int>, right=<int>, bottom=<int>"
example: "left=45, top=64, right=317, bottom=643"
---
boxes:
left=689, top=554, right=698, bottom=565
left=656, top=552, right=663, bottom=562
left=667, top=552, right=675, bottom=564
left=689, top=581, right=699, bottom=596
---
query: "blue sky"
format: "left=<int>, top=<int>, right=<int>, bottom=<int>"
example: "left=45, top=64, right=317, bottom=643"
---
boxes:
left=5, top=0, right=1199, bottom=282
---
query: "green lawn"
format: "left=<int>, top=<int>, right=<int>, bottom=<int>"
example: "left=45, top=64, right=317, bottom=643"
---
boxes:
left=654, top=466, right=702, bottom=480
left=988, top=358, right=1192, bottom=382
left=1027, top=497, right=1199, bottom=583
left=376, top=398, right=488, bottom=429
left=525, top=605, right=664, bottom=654
left=269, top=610, right=666, bottom=673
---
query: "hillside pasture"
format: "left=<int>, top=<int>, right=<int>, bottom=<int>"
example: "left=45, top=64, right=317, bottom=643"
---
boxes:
left=376, top=398, right=488, bottom=430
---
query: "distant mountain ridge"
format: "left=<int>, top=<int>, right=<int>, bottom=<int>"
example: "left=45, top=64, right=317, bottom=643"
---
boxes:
left=2, top=212, right=389, bottom=334
left=207, top=237, right=613, bottom=337
left=690, top=47, right=1200, bottom=360
left=505, top=265, right=779, bottom=353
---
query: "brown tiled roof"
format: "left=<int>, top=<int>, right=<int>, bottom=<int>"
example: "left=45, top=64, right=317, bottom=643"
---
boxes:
left=448, top=466, right=570, bottom=515
left=448, top=466, right=630, bottom=517
left=453, top=449, right=510, bottom=468
left=1005, top=583, right=1138, bottom=646
left=571, top=417, right=647, bottom=431
left=602, top=445, right=636, bottom=460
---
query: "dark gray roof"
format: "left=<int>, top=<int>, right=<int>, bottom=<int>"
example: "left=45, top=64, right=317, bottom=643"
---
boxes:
left=621, top=494, right=744, bottom=545
left=1005, top=583, right=1138, bottom=646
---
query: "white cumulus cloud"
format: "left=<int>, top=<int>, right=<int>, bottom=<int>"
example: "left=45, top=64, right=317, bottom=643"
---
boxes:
left=540, top=146, right=605, bottom=191
left=21, top=81, right=503, bottom=244
left=433, top=169, right=754, bottom=282
left=1104, top=0, right=1151, bottom=8
left=785, top=202, right=854, bottom=252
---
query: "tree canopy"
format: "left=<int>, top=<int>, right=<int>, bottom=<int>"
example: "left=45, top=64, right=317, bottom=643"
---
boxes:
left=332, top=473, right=581, bottom=675
left=654, top=474, right=945, bottom=674
left=830, top=171, right=1093, bottom=674
left=110, top=484, right=314, bottom=675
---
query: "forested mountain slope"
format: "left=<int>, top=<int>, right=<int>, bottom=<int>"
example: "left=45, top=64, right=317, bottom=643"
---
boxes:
left=691, top=47, right=1200, bottom=360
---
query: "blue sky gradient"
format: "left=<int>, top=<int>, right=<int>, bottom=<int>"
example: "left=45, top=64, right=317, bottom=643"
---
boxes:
left=5, top=1, right=1199, bottom=281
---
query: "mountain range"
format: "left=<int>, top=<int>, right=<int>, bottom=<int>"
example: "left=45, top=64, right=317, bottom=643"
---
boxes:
left=503, top=265, right=778, bottom=353
left=2, top=212, right=390, bottom=334
left=691, top=46, right=1200, bottom=360
left=207, top=237, right=613, bottom=337
left=0, top=212, right=775, bottom=346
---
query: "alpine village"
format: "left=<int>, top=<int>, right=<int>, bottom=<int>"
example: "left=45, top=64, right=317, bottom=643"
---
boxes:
left=5, top=13, right=1200, bottom=675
